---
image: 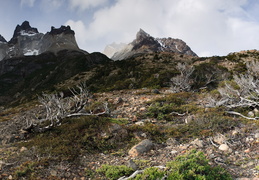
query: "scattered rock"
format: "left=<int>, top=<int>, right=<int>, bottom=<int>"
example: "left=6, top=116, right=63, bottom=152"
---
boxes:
left=108, top=124, right=128, bottom=143
left=0, top=160, right=4, bottom=170
left=20, top=146, right=28, bottom=152
left=116, top=97, right=123, bottom=104
left=213, top=134, right=227, bottom=144
left=50, top=170, right=58, bottom=176
left=254, top=133, right=259, bottom=139
left=244, top=148, right=250, bottom=153
left=232, top=129, right=239, bottom=136
left=218, top=144, right=230, bottom=152
left=64, top=172, right=71, bottom=178
left=247, top=111, right=255, bottom=117
left=139, top=107, right=146, bottom=111
left=135, top=121, right=144, bottom=126
left=246, top=137, right=254, bottom=142
left=184, top=115, right=194, bottom=124
left=190, top=138, right=203, bottom=148
left=170, top=150, right=178, bottom=155
left=214, top=157, right=225, bottom=164
left=152, top=89, right=160, bottom=94
left=133, top=131, right=147, bottom=140
left=109, top=123, right=122, bottom=133
left=128, top=139, right=153, bottom=157
left=128, top=159, right=138, bottom=170
left=166, top=138, right=179, bottom=146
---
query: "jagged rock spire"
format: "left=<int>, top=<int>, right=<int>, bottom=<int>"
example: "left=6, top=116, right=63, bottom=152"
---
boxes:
left=136, top=28, right=150, bottom=40
left=49, top=25, right=75, bottom=35
left=9, top=21, right=39, bottom=44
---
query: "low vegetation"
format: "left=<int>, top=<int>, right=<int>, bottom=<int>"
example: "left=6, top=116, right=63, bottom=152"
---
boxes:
left=97, top=150, right=232, bottom=180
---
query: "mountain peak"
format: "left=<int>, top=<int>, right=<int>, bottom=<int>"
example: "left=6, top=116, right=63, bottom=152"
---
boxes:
left=136, top=28, right=150, bottom=39
left=0, top=21, right=84, bottom=61
left=104, top=29, right=197, bottom=60
left=49, top=25, right=75, bottom=35
left=9, top=20, right=39, bottom=44
left=20, top=21, right=32, bottom=30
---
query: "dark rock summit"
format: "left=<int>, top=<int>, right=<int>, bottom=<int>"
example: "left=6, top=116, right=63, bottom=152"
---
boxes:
left=9, top=21, right=39, bottom=45
left=0, top=21, right=84, bottom=61
left=49, top=25, right=75, bottom=35
left=132, top=29, right=160, bottom=51
left=104, top=29, right=197, bottom=60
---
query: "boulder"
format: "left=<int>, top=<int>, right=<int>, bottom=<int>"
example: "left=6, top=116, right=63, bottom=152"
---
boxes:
left=128, top=139, right=153, bottom=157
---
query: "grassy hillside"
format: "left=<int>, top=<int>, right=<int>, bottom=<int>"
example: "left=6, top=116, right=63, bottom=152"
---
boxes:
left=0, top=50, right=258, bottom=179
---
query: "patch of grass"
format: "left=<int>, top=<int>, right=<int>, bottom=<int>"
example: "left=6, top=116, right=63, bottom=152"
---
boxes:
left=145, top=92, right=199, bottom=121
left=22, top=116, right=118, bottom=161
left=173, top=111, right=237, bottom=138
left=109, top=118, right=129, bottom=125
left=133, top=159, right=152, bottom=169
left=14, top=161, right=35, bottom=179
left=128, top=122, right=166, bottom=143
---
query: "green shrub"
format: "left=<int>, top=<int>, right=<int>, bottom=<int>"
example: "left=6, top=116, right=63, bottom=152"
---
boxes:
left=135, top=167, right=165, bottom=180
left=175, top=111, right=238, bottom=138
left=166, top=150, right=232, bottom=180
left=96, top=164, right=133, bottom=180
left=14, top=161, right=35, bottom=178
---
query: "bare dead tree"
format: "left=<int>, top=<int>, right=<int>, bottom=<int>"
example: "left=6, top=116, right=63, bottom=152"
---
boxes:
left=23, top=82, right=109, bottom=133
left=204, top=60, right=259, bottom=120
left=170, top=62, right=194, bottom=93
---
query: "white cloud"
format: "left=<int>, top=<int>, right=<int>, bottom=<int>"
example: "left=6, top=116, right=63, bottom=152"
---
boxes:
left=20, top=0, right=35, bottom=7
left=68, top=0, right=109, bottom=11
left=40, top=0, right=64, bottom=12
left=65, top=20, right=88, bottom=48
left=66, top=0, right=259, bottom=56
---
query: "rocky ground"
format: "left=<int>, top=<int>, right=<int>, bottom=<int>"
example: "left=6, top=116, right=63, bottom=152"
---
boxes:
left=0, top=88, right=258, bottom=179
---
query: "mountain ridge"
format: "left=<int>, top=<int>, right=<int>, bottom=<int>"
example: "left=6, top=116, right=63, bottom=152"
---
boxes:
left=104, top=29, right=197, bottom=60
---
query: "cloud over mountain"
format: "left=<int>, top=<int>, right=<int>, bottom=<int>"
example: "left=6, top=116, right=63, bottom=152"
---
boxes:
left=66, top=0, right=259, bottom=56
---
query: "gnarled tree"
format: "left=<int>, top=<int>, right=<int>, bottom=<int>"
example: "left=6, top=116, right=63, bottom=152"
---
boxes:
left=170, top=62, right=194, bottom=93
left=23, top=83, right=109, bottom=133
left=205, top=60, right=259, bottom=120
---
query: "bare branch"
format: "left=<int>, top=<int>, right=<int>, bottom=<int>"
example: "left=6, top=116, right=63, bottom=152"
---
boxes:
left=171, top=62, right=194, bottom=93
left=226, top=111, right=259, bottom=120
left=204, top=61, right=259, bottom=120
left=118, top=170, right=144, bottom=180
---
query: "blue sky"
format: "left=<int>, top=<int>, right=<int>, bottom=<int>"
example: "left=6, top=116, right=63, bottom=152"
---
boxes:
left=1, top=0, right=259, bottom=56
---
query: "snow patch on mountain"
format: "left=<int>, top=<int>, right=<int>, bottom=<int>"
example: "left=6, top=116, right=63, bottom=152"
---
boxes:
left=24, top=49, right=39, bottom=56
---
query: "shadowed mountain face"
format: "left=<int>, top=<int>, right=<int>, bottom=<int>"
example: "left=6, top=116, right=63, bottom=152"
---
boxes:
left=0, top=21, right=84, bottom=61
left=0, top=50, right=111, bottom=105
left=104, top=29, right=197, bottom=60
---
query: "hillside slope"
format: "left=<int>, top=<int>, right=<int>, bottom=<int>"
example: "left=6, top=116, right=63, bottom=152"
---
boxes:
left=0, top=50, right=258, bottom=179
